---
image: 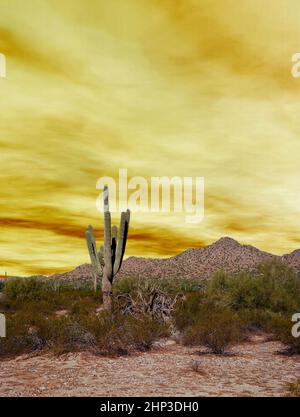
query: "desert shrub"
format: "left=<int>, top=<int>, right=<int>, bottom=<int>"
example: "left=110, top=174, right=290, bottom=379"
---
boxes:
left=238, top=309, right=300, bottom=354
left=207, top=270, right=231, bottom=294
left=114, top=277, right=139, bottom=295
left=2, top=282, right=101, bottom=315
left=44, top=318, right=97, bottom=354
left=0, top=307, right=169, bottom=358
left=206, top=260, right=300, bottom=314
left=226, top=273, right=268, bottom=310
left=0, top=333, right=45, bottom=357
left=0, top=277, right=171, bottom=358
left=81, top=312, right=169, bottom=355
left=181, top=307, right=244, bottom=354
left=287, top=379, right=300, bottom=397
left=69, top=294, right=100, bottom=316
left=0, top=310, right=48, bottom=356
left=0, top=284, right=102, bottom=357
left=114, top=276, right=202, bottom=297
left=114, top=277, right=187, bottom=321
left=174, top=294, right=245, bottom=354
left=0, top=313, right=96, bottom=357
left=124, top=314, right=170, bottom=351
left=4, top=278, right=51, bottom=302
left=157, top=278, right=203, bottom=294
left=82, top=313, right=131, bottom=355
left=238, top=308, right=274, bottom=331
left=0, top=281, right=5, bottom=292
left=256, top=259, right=300, bottom=313
left=271, top=316, right=300, bottom=354
left=172, top=292, right=206, bottom=331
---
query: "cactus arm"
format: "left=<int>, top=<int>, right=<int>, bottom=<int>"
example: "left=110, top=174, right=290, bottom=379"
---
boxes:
left=113, top=212, right=126, bottom=275
left=98, top=245, right=105, bottom=267
left=112, top=225, right=118, bottom=241
left=113, top=210, right=130, bottom=275
left=111, top=225, right=118, bottom=266
left=85, top=230, right=102, bottom=275
left=120, top=209, right=130, bottom=264
left=88, top=224, right=97, bottom=250
left=120, top=209, right=130, bottom=266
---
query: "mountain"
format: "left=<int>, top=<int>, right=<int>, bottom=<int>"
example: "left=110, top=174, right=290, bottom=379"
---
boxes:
left=282, top=249, right=300, bottom=271
left=3, top=237, right=298, bottom=284
left=116, top=237, right=279, bottom=280
left=46, top=237, right=289, bottom=283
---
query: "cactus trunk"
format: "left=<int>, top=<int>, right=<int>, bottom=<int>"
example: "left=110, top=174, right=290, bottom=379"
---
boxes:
left=102, top=270, right=112, bottom=311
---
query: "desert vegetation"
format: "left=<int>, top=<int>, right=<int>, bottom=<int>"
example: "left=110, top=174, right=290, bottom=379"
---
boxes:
left=288, top=379, right=300, bottom=396
left=174, top=259, right=300, bottom=354
left=0, top=259, right=299, bottom=361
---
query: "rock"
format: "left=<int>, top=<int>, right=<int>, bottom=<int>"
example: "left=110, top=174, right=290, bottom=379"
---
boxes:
left=55, top=309, right=69, bottom=317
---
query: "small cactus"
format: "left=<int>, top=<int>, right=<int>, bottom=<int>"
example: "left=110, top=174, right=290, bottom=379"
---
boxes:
left=86, top=185, right=130, bottom=310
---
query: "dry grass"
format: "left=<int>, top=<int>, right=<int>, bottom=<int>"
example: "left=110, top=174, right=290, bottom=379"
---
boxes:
left=287, top=379, right=300, bottom=397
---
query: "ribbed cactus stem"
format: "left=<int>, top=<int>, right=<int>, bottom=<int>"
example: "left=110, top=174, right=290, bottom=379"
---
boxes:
left=86, top=227, right=101, bottom=275
left=111, top=225, right=118, bottom=265
left=88, top=224, right=96, bottom=248
left=98, top=245, right=105, bottom=267
left=114, top=210, right=130, bottom=275
left=112, top=225, right=118, bottom=241
left=103, top=184, right=109, bottom=212
left=104, top=211, right=112, bottom=279
left=86, top=227, right=101, bottom=292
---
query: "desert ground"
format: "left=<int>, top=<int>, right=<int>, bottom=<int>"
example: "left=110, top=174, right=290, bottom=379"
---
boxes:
left=0, top=333, right=299, bottom=397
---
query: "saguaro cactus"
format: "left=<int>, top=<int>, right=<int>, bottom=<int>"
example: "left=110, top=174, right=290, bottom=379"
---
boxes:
left=85, top=185, right=130, bottom=311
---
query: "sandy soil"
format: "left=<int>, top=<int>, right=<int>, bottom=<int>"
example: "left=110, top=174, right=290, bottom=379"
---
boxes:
left=0, top=334, right=299, bottom=397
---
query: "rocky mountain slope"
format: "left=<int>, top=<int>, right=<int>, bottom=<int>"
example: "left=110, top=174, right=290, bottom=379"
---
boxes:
left=116, top=237, right=280, bottom=280
left=35, top=237, right=300, bottom=284
left=282, top=249, right=300, bottom=271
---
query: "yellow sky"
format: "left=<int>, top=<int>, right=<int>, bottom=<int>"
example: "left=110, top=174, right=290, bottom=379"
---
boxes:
left=1, top=0, right=300, bottom=276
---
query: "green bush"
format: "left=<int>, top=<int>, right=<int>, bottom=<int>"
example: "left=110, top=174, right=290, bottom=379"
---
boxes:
left=238, top=308, right=274, bottom=331
left=181, top=307, right=244, bottom=354
left=207, top=260, right=300, bottom=314
left=82, top=313, right=169, bottom=356
left=173, top=292, right=206, bottom=331
left=270, top=315, right=300, bottom=354
left=4, top=278, right=51, bottom=302
left=0, top=304, right=170, bottom=358
left=174, top=296, right=244, bottom=354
